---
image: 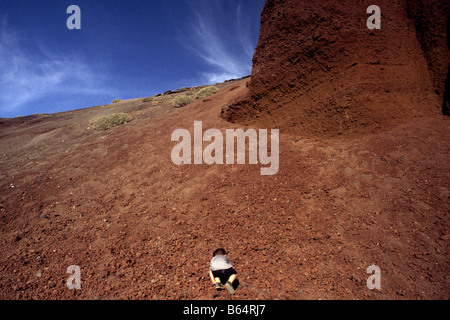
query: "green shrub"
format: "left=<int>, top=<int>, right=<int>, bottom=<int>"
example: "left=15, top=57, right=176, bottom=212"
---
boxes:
left=173, top=95, right=193, bottom=108
left=112, top=99, right=123, bottom=104
left=142, top=97, right=153, bottom=103
left=195, top=86, right=218, bottom=99
left=90, top=113, right=133, bottom=131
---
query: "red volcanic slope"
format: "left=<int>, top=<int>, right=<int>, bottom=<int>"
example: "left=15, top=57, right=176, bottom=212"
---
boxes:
left=0, top=1, right=449, bottom=300
left=223, top=0, right=449, bottom=136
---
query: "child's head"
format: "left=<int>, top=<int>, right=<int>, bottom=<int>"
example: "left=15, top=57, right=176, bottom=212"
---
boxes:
left=213, top=248, right=227, bottom=257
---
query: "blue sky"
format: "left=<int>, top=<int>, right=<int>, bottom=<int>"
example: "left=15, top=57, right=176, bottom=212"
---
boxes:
left=0, top=0, right=265, bottom=118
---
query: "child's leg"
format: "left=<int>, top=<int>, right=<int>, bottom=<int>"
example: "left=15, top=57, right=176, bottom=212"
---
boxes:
left=224, top=270, right=237, bottom=295
left=224, top=275, right=236, bottom=295
left=227, top=274, right=237, bottom=284
left=210, top=270, right=224, bottom=290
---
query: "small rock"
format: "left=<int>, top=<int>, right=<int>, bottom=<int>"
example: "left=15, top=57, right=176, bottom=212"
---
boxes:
left=344, top=167, right=353, bottom=174
left=351, top=274, right=361, bottom=282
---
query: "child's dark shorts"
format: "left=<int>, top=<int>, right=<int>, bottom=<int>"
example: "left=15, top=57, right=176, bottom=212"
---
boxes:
left=212, top=268, right=237, bottom=284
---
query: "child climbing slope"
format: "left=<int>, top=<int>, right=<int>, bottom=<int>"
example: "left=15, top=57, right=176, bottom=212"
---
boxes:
left=209, top=248, right=237, bottom=295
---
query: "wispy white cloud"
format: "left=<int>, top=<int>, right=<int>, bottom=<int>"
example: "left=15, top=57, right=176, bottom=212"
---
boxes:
left=185, top=0, right=258, bottom=84
left=0, top=20, right=115, bottom=116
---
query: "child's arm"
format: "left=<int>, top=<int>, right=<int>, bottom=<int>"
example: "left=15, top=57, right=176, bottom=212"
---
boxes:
left=209, top=270, right=216, bottom=284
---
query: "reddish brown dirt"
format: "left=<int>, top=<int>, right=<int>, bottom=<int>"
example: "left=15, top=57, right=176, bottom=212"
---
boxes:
left=0, top=78, right=449, bottom=300
left=223, top=0, right=449, bottom=137
left=1, top=0, right=449, bottom=300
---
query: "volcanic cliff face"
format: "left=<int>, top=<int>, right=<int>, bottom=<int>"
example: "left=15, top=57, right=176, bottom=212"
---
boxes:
left=405, top=0, right=450, bottom=115
left=223, top=0, right=449, bottom=136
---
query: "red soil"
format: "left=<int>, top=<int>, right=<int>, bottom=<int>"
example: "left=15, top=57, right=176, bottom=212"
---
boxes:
left=0, top=79, right=449, bottom=299
left=0, top=0, right=449, bottom=300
